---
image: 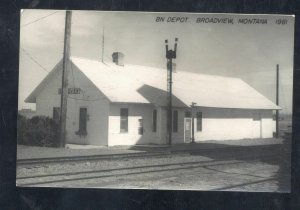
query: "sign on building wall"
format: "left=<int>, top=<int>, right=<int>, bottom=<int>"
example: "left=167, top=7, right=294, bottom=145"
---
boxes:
left=58, top=88, right=81, bottom=94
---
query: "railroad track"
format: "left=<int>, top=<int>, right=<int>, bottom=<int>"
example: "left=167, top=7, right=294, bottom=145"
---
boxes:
left=17, top=151, right=171, bottom=166
left=17, top=151, right=290, bottom=187
left=17, top=143, right=289, bottom=166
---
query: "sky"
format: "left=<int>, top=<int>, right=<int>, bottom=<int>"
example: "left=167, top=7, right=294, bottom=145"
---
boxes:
left=19, top=10, right=295, bottom=113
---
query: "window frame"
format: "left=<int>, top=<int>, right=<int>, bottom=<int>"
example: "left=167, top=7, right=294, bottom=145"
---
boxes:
left=138, top=118, right=143, bottom=135
left=76, top=107, right=88, bottom=136
left=196, top=111, right=202, bottom=132
left=52, top=107, right=60, bottom=123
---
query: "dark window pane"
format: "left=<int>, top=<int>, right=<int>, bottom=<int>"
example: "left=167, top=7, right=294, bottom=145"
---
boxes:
left=121, top=108, right=128, bottom=117
left=53, top=107, right=60, bottom=123
left=173, top=110, right=178, bottom=133
left=185, top=111, right=191, bottom=118
left=79, top=108, right=87, bottom=135
left=138, top=119, right=143, bottom=135
left=120, top=108, right=128, bottom=133
left=153, top=109, right=157, bottom=132
left=197, top=112, right=202, bottom=131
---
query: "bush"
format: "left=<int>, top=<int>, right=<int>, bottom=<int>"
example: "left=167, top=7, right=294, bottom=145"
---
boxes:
left=17, top=115, right=60, bottom=147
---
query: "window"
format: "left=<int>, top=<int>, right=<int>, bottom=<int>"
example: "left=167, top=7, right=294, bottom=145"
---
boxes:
left=197, top=112, right=202, bottom=132
left=76, top=107, right=87, bottom=136
left=138, top=119, right=143, bottom=135
left=173, top=110, right=178, bottom=133
left=120, top=108, right=128, bottom=133
left=152, top=109, right=157, bottom=132
left=53, top=107, right=60, bottom=123
left=185, top=111, right=191, bottom=118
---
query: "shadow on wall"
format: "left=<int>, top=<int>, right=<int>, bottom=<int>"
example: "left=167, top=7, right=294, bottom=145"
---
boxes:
left=137, top=84, right=188, bottom=107
left=106, top=84, right=187, bottom=145
left=126, top=84, right=187, bottom=145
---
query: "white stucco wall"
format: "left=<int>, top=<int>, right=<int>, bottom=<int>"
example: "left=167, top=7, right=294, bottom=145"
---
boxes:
left=193, top=107, right=275, bottom=141
left=108, top=103, right=163, bottom=146
left=123, top=106, right=275, bottom=145
left=35, top=62, right=110, bottom=145
left=107, top=105, right=199, bottom=146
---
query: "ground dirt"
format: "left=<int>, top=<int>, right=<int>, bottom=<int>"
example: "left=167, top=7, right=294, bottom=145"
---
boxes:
left=16, top=120, right=291, bottom=192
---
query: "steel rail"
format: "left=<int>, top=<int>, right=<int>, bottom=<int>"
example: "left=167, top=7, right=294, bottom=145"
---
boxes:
left=17, top=151, right=290, bottom=182
left=17, top=144, right=290, bottom=166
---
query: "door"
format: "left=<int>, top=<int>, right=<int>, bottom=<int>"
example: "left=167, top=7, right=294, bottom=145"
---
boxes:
left=78, top=107, right=87, bottom=136
left=52, top=107, right=60, bottom=123
left=184, top=118, right=192, bottom=142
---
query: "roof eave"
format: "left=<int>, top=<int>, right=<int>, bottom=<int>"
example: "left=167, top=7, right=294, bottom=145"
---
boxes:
left=24, top=59, right=63, bottom=105
left=24, top=95, right=36, bottom=103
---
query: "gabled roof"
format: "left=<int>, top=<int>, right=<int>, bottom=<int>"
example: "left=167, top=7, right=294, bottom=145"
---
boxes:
left=25, top=59, right=63, bottom=103
left=26, top=57, right=280, bottom=110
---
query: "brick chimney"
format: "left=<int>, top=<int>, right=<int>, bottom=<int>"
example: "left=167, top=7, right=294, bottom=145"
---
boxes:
left=112, top=52, right=124, bottom=66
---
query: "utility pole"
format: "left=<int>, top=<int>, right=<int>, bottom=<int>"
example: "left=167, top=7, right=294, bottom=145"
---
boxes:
left=276, top=64, right=279, bottom=138
left=165, top=38, right=178, bottom=145
left=59, top=10, right=72, bottom=148
left=191, top=102, right=196, bottom=143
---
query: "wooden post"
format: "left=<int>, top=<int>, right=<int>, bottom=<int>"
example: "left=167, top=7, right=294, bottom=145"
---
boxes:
left=276, top=64, right=279, bottom=138
left=59, top=10, right=72, bottom=148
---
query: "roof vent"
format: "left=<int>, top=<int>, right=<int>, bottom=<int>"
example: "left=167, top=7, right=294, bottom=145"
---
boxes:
left=112, top=52, right=124, bottom=66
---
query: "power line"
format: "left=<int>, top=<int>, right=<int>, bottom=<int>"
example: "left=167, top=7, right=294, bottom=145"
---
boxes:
left=8, top=28, right=56, bottom=74
left=20, top=48, right=49, bottom=73
left=21, top=11, right=60, bottom=28
left=7, top=30, right=50, bottom=74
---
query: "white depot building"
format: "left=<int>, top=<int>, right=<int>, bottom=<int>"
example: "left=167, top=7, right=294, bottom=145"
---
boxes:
left=25, top=53, right=280, bottom=146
